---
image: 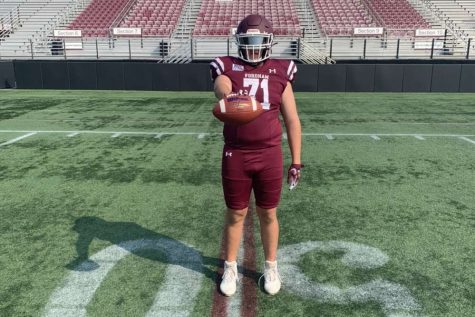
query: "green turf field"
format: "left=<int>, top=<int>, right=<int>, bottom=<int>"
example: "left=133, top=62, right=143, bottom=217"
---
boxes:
left=0, top=90, right=474, bottom=317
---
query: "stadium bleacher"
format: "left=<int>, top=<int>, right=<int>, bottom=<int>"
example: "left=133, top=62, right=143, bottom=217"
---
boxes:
left=119, top=0, right=186, bottom=37
left=0, top=0, right=473, bottom=60
left=0, top=0, right=82, bottom=53
left=312, top=0, right=375, bottom=36
left=192, top=0, right=301, bottom=36
left=366, top=0, right=430, bottom=37
left=68, top=0, right=130, bottom=37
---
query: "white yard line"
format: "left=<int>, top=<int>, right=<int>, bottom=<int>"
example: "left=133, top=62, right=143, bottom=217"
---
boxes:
left=414, top=135, right=425, bottom=140
left=67, top=132, right=79, bottom=137
left=0, top=132, right=37, bottom=147
left=459, top=137, right=475, bottom=145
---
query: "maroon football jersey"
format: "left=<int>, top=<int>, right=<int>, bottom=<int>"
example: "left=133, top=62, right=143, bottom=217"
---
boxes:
left=210, top=56, right=297, bottom=149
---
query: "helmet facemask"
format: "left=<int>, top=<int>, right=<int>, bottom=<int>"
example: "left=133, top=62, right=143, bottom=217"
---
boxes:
left=235, top=31, right=273, bottom=64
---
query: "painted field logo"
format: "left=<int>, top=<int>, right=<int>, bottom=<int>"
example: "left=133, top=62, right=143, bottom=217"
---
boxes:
left=43, top=239, right=203, bottom=317
left=279, top=241, right=423, bottom=317
left=44, top=240, right=424, bottom=316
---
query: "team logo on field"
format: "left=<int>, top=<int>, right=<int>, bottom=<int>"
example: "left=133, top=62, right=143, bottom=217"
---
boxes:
left=232, top=64, right=244, bottom=71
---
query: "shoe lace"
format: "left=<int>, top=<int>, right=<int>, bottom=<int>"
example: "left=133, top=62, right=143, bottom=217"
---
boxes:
left=222, top=266, right=237, bottom=282
left=258, top=265, right=281, bottom=286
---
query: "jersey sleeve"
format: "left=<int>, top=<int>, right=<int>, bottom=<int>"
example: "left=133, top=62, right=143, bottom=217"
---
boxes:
left=285, top=60, right=297, bottom=83
left=209, top=57, right=227, bottom=82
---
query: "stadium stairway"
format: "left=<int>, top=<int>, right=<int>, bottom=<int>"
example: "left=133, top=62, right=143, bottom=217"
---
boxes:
left=427, top=0, right=475, bottom=40
left=292, top=0, right=322, bottom=39
left=292, top=0, right=334, bottom=63
left=172, top=0, right=203, bottom=39
left=162, top=0, right=204, bottom=63
left=414, top=0, right=472, bottom=54
left=0, top=0, right=26, bottom=17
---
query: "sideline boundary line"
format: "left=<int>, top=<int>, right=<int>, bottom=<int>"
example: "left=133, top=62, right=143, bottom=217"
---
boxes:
left=1, top=130, right=475, bottom=138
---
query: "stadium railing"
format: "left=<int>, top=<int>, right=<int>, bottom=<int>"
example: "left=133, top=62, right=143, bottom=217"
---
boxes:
left=0, top=36, right=473, bottom=62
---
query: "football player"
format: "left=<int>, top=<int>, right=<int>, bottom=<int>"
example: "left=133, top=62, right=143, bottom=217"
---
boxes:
left=210, top=14, right=303, bottom=296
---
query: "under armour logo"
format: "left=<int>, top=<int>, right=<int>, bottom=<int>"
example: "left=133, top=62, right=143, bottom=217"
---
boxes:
left=269, top=68, right=276, bottom=74
left=225, top=152, right=232, bottom=157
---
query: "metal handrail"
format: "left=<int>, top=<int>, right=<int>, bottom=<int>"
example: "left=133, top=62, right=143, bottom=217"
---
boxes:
left=109, top=0, right=137, bottom=33
left=0, top=6, right=20, bottom=40
left=1, top=35, right=474, bottom=61
left=360, top=0, right=385, bottom=27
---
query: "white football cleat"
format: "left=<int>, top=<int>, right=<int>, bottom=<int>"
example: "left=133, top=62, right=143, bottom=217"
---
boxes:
left=220, top=261, right=238, bottom=296
left=262, top=260, right=281, bottom=295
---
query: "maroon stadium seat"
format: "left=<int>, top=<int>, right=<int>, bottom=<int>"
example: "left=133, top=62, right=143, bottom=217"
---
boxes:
left=193, top=0, right=301, bottom=37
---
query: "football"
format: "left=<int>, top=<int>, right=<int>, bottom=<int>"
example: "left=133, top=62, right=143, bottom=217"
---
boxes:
left=212, top=95, right=264, bottom=125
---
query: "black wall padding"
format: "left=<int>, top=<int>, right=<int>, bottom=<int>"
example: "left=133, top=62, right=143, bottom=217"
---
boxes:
left=178, top=63, right=211, bottom=91
left=318, top=64, right=346, bottom=92
left=402, top=64, right=433, bottom=92
left=14, top=60, right=43, bottom=89
left=68, top=62, right=98, bottom=89
left=431, top=64, right=461, bottom=92
left=346, top=64, right=375, bottom=92
left=293, top=64, right=318, bottom=92
left=459, top=65, right=475, bottom=92
left=0, top=61, right=15, bottom=88
left=124, top=62, right=154, bottom=90
left=152, top=64, right=180, bottom=91
left=97, top=62, right=125, bottom=90
left=9, top=60, right=475, bottom=92
left=42, top=61, right=69, bottom=89
left=374, top=64, right=404, bottom=92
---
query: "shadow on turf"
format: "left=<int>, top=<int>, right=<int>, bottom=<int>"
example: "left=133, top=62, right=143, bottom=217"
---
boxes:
left=65, top=216, right=259, bottom=289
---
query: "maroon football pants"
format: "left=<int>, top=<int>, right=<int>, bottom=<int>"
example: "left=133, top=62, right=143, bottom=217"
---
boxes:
left=221, top=145, right=283, bottom=210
